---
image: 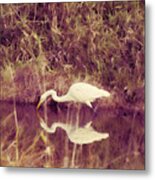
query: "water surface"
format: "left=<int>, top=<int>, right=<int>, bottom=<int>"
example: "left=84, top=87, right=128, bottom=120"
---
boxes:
left=0, top=101, right=144, bottom=169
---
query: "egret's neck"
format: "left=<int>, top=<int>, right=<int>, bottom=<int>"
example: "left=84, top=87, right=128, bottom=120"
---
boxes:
left=52, top=93, right=72, bottom=103
left=52, top=122, right=72, bottom=134
left=44, top=90, right=55, bottom=99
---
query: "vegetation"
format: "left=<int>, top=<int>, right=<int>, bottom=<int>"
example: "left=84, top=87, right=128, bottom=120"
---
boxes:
left=0, top=1, right=144, bottom=169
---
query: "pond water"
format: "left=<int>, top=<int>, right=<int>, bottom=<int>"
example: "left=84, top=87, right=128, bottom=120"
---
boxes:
left=0, top=101, right=144, bottom=169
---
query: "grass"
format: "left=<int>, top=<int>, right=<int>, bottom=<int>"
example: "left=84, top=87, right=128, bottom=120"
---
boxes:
left=0, top=1, right=144, bottom=169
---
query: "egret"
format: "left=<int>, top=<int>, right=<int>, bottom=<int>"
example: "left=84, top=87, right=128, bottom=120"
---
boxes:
left=37, top=82, right=111, bottom=109
left=40, top=120, right=109, bottom=145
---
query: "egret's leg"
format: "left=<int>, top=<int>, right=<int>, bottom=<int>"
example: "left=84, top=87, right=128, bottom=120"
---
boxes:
left=93, top=104, right=98, bottom=114
left=77, top=144, right=83, bottom=166
left=75, top=104, right=81, bottom=128
left=71, top=144, right=83, bottom=168
left=63, top=104, right=72, bottom=167
left=70, top=104, right=81, bottom=167
left=92, top=104, right=99, bottom=121
left=70, top=144, right=77, bottom=168
left=66, top=103, right=72, bottom=123
left=57, top=103, right=62, bottom=116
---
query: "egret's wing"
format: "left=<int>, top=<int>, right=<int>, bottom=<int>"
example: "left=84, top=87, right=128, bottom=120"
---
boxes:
left=69, top=83, right=101, bottom=102
left=85, top=101, right=93, bottom=108
left=84, top=121, right=93, bottom=129
left=69, top=128, right=109, bottom=144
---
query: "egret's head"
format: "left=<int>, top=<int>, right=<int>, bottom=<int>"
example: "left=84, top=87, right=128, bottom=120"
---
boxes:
left=37, top=89, right=56, bottom=109
left=37, top=96, right=45, bottom=109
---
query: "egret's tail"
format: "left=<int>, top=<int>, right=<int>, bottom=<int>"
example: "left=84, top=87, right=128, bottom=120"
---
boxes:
left=101, top=133, right=109, bottom=139
left=100, top=89, right=111, bottom=97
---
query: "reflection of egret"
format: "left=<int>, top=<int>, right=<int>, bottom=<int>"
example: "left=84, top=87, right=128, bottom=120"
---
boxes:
left=37, top=82, right=111, bottom=109
left=40, top=120, right=109, bottom=145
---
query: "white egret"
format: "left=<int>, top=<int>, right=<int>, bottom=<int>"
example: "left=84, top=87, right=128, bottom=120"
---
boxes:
left=40, top=120, right=109, bottom=145
left=37, top=82, right=111, bottom=109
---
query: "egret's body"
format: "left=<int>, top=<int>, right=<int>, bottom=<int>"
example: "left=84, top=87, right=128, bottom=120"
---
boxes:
left=40, top=120, right=109, bottom=145
left=37, top=82, right=110, bottom=109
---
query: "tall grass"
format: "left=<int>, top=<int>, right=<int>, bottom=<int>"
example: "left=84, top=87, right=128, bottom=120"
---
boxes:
left=0, top=2, right=144, bottom=104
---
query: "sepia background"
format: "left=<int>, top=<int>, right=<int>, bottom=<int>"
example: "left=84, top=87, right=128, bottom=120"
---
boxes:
left=0, top=1, right=145, bottom=169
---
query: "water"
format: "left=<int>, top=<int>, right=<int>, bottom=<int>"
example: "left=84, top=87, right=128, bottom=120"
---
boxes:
left=0, top=101, right=144, bottom=169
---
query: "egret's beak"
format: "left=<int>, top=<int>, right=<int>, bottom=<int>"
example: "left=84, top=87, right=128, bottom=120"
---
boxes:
left=37, top=99, right=43, bottom=109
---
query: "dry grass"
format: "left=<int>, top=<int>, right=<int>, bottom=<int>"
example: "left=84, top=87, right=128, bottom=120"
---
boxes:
left=0, top=1, right=144, bottom=169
